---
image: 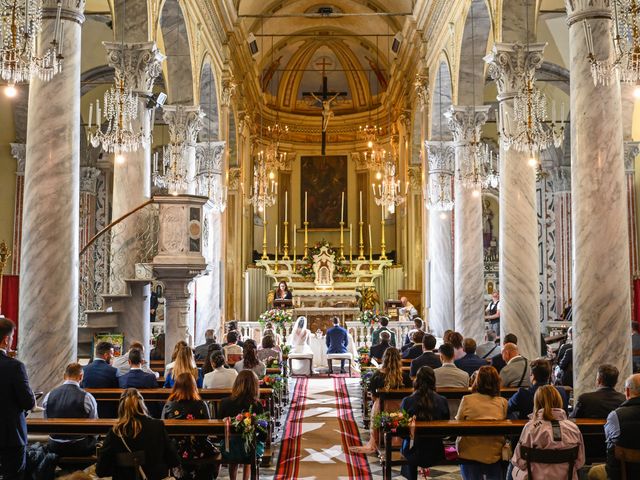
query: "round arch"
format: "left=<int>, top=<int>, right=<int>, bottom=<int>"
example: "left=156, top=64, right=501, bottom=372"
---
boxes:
left=430, top=57, right=453, bottom=141
left=158, top=0, right=194, bottom=104
left=457, top=0, right=492, bottom=106
left=199, top=59, right=220, bottom=141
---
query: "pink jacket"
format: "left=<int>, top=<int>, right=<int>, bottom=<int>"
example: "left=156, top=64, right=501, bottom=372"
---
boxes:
left=511, top=409, right=585, bottom=480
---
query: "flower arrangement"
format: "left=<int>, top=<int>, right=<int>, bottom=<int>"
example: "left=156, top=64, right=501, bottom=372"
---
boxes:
left=280, top=344, right=291, bottom=357
left=297, top=239, right=351, bottom=278
left=258, top=308, right=292, bottom=330
left=357, top=346, right=372, bottom=366
left=360, top=369, right=375, bottom=389
left=357, top=310, right=378, bottom=327
left=373, top=410, right=410, bottom=433
left=266, top=357, right=280, bottom=368
left=262, top=374, right=285, bottom=392
left=231, top=409, right=269, bottom=452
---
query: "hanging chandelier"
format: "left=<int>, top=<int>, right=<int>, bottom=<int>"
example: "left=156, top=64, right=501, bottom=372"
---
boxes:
left=583, top=1, right=640, bottom=87
left=194, top=141, right=227, bottom=212
left=499, top=78, right=564, bottom=158
left=88, top=76, right=146, bottom=161
left=459, top=141, right=499, bottom=192
left=262, top=120, right=288, bottom=170
left=247, top=150, right=278, bottom=212
left=425, top=141, right=455, bottom=211
left=152, top=146, right=188, bottom=195
left=0, top=0, right=63, bottom=86
left=372, top=159, right=408, bottom=214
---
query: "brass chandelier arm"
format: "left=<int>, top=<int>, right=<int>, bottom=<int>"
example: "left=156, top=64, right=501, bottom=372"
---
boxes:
left=79, top=198, right=155, bottom=256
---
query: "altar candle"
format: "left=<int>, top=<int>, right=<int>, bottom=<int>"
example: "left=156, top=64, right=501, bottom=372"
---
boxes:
left=88, top=103, right=93, bottom=129
left=349, top=223, right=352, bottom=248
left=368, top=224, right=373, bottom=261
left=359, top=190, right=363, bottom=221
left=275, top=224, right=278, bottom=260
left=304, top=191, right=308, bottom=223
left=96, top=101, right=101, bottom=126
left=284, top=190, right=288, bottom=223
left=341, top=191, right=344, bottom=223
left=293, top=223, right=297, bottom=255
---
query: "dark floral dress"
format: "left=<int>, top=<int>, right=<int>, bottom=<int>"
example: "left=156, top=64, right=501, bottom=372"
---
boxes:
left=161, top=399, right=219, bottom=479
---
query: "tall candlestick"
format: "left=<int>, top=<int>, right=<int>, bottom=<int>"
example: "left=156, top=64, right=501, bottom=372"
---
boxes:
left=341, top=191, right=344, bottom=223
left=339, top=220, right=345, bottom=260
left=368, top=223, right=373, bottom=271
left=303, top=220, right=309, bottom=258
left=261, top=211, right=268, bottom=260
left=380, top=203, right=387, bottom=260
left=274, top=223, right=279, bottom=272
left=283, top=219, right=289, bottom=260
left=359, top=190, right=363, bottom=221
left=349, top=223, right=353, bottom=270
left=293, top=223, right=297, bottom=266
left=284, top=191, right=288, bottom=223
left=304, top=191, right=308, bottom=223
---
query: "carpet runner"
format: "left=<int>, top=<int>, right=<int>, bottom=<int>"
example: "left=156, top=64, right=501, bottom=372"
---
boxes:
left=275, top=377, right=372, bottom=480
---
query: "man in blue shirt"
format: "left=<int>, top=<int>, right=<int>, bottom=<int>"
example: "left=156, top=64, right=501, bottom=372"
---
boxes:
left=82, top=341, right=118, bottom=417
left=454, top=338, right=488, bottom=376
left=43, top=363, right=98, bottom=456
left=118, top=349, right=158, bottom=389
left=507, top=358, right=568, bottom=419
left=326, top=317, right=349, bottom=373
left=409, top=334, right=442, bottom=377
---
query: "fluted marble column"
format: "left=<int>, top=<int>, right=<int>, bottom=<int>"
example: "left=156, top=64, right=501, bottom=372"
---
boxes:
left=10, top=143, right=25, bottom=275
left=425, top=141, right=455, bottom=336
left=106, top=42, right=164, bottom=294
left=447, top=106, right=490, bottom=341
left=18, top=0, right=84, bottom=392
left=162, top=105, right=205, bottom=195
left=485, top=43, right=544, bottom=360
left=552, top=167, right=572, bottom=315
left=567, top=0, right=632, bottom=396
left=415, top=72, right=430, bottom=320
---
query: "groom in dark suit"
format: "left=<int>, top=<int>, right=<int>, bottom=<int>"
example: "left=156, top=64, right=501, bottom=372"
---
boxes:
left=326, top=317, right=349, bottom=373
left=0, top=317, right=35, bottom=480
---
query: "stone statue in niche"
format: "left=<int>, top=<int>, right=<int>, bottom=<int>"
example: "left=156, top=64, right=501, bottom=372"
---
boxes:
left=312, top=246, right=335, bottom=289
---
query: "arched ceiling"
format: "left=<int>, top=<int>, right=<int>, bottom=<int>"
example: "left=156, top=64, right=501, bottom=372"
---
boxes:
left=237, top=0, right=413, bottom=115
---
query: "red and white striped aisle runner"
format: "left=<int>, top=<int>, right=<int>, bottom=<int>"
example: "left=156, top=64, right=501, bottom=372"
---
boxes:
left=274, top=377, right=309, bottom=479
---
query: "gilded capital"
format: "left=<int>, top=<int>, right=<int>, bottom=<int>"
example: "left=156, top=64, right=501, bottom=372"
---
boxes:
left=414, top=72, right=430, bottom=112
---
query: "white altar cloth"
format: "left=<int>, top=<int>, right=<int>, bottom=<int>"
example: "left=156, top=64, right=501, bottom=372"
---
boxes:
left=308, top=333, right=359, bottom=371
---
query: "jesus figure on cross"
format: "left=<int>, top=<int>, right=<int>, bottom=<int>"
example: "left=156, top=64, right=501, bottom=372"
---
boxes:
left=310, top=91, right=341, bottom=132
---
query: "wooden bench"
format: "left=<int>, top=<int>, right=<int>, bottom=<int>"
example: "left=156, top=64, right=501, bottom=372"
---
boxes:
left=27, top=418, right=261, bottom=480
left=380, top=419, right=605, bottom=480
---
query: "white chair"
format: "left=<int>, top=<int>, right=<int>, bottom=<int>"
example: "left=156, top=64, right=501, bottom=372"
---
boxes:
left=288, top=353, right=314, bottom=377
left=327, top=353, right=353, bottom=376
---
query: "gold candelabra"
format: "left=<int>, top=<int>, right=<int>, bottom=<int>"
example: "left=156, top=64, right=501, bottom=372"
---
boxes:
left=282, top=220, right=290, bottom=260
left=303, top=221, right=309, bottom=258
left=358, top=221, right=365, bottom=260
left=380, top=215, right=387, bottom=261
left=339, top=221, right=345, bottom=260
left=261, top=220, right=269, bottom=260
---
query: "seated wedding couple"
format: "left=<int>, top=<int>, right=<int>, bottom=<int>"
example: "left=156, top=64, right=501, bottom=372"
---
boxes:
left=287, top=316, right=352, bottom=375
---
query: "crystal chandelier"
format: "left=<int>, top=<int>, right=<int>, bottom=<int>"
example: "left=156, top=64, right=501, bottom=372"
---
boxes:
left=499, top=78, right=564, bottom=157
left=372, top=159, right=408, bottom=214
left=0, top=0, right=62, bottom=85
left=248, top=151, right=278, bottom=212
left=583, top=1, right=640, bottom=86
left=458, top=141, right=499, bottom=191
left=359, top=123, right=386, bottom=175
left=194, top=141, right=227, bottom=212
left=425, top=141, right=455, bottom=211
left=88, top=76, right=146, bottom=160
left=152, top=146, right=188, bottom=195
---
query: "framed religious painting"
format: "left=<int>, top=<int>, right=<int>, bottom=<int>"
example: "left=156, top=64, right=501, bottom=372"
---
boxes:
left=300, top=155, right=348, bottom=228
left=93, top=332, right=124, bottom=359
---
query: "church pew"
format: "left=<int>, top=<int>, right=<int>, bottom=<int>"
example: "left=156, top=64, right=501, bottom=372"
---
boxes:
left=379, top=418, right=605, bottom=480
left=26, top=418, right=261, bottom=480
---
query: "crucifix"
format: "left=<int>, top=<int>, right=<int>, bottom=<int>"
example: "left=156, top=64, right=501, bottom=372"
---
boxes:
left=303, top=57, right=346, bottom=155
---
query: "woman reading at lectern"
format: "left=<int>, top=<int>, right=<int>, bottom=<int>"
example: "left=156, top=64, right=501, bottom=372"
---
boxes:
left=273, top=281, right=292, bottom=305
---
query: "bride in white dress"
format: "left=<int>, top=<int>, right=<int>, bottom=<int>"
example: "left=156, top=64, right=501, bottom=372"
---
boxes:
left=288, top=316, right=313, bottom=375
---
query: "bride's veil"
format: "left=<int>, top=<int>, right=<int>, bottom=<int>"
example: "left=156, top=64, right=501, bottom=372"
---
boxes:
left=289, top=316, right=308, bottom=345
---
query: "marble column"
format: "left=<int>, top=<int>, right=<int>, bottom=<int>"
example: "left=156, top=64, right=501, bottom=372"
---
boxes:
left=414, top=72, right=430, bottom=319
left=624, top=142, right=639, bottom=280
left=162, top=105, right=205, bottom=195
left=485, top=43, right=544, bottom=360
left=567, top=0, right=631, bottom=396
left=18, top=0, right=84, bottom=392
left=551, top=167, right=572, bottom=317
left=105, top=42, right=164, bottom=294
left=446, top=105, right=490, bottom=341
left=10, top=143, right=25, bottom=275
left=425, top=141, right=455, bottom=336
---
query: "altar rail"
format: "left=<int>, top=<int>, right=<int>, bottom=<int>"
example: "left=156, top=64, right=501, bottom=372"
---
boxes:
left=237, top=320, right=415, bottom=348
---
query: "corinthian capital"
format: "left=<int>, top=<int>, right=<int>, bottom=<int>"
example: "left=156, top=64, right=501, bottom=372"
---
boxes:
left=10, top=143, right=26, bottom=175
left=445, top=105, right=491, bottom=145
left=104, top=42, right=165, bottom=94
left=163, top=105, right=205, bottom=146
left=484, top=43, right=546, bottom=99
left=565, top=0, right=612, bottom=23
left=414, top=72, right=430, bottom=112
left=624, top=141, right=640, bottom=173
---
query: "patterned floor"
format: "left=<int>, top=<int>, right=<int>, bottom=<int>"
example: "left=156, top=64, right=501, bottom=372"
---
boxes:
left=215, top=376, right=463, bottom=480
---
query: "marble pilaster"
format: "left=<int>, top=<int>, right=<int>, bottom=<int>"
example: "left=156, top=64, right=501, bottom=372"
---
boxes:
left=425, top=141, right=455, bottom=336
left=624, top=142, right=639, bottom=278
left=18, top=0, right=84, bottom=392
left=485, top=43, right=544, bottom=360
left=10, top=143, right=25, bottom=275
left=551, top=167, right=572, bottom=317
left=79, top=167, right=101, bottom=316
left=105, top=42, right=163, bottom=294
left=446, top=105, right=490, bottom=341
left=567, top=0, right=632, bottom=396
left=162, top=105, right=205, bottom=195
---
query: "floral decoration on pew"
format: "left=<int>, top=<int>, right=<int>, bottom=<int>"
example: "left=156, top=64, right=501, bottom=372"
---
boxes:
left=231, top=410, right=269, bottom=452
left=262, top=374, right=285, bottom=392
left=258, top=308, right=292, bottom=331
left=357, top=309, right=378, bottom=327
left=266, top=357, right=281, bottom=368
left=357, top=346, right=372, bottom=366
left=373, top=410, right=410, bottom=433
left=280, top=344, right=291, bottom=358
left=360, top=369, right=375, bottom=389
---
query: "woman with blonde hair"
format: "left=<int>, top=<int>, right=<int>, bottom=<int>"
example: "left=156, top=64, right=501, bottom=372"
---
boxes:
left=96, top=388, right=179, bottom=480
left=164, top=343, right=203, bottom=388
left=510, top=385, right=585, bottom=480
left=165, top=340, right=189, bottom=371
left=350, top=347, right=411, bottom=454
